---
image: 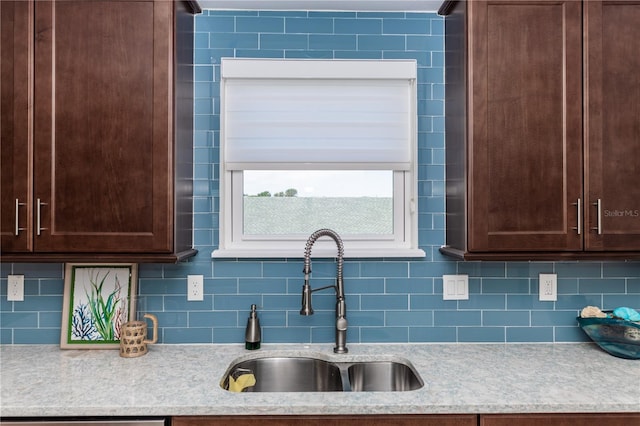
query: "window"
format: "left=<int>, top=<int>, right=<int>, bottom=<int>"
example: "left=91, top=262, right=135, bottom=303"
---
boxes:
left=213, top=59, right=424, bottom=258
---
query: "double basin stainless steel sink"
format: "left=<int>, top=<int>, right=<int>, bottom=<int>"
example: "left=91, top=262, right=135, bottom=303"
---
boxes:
left=220, top=355, right=423, bottom=392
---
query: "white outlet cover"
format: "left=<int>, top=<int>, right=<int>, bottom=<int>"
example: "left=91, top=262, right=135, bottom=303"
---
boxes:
left=187, top=275, right=204, bottom=301
left=539, top=273, right=557, bottom=302
left=7, top=275, right=25, bottom=301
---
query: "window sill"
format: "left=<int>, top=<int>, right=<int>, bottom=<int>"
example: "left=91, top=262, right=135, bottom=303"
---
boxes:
left=211, top=247, right=426, bottom=259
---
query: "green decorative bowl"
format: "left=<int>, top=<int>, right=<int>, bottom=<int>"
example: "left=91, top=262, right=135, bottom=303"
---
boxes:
left=577, top=314, right=640, bottom=359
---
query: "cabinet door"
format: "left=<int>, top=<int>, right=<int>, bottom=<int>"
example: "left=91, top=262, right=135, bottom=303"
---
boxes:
left=584, top=0, right=640, bottom=251
left=467, top=0, right=583, bottom=252
left=0, top=1, right=33, bottom=252
left=481, top=413, right=640, bottom=426
left=33, top=0, right=173, bottom=253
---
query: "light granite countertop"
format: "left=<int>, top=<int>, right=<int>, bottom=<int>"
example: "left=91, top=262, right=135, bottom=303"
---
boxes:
left=1, top=343, right=638, bottom=418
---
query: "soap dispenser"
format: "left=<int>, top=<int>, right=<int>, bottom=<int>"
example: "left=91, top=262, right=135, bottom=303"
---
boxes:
left=245, top=304, right=261, bottom=350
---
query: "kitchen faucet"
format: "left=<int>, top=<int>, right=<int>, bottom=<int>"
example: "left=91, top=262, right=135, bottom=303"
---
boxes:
left=300, top=228, right=348, bottom=354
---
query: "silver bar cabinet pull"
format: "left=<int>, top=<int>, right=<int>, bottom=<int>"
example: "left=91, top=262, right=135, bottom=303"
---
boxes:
left=37, top=198, right=48, bottom=236
left=572, top=198, right=581, bottom=235
left=15, top=199, right=27, bottom=236
left=592, top=198, right=602, bottom=235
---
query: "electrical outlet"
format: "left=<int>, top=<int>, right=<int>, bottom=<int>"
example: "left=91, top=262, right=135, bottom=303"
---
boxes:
left=539, top=273, right=557, bottom=301
left=7, top=275, right=25, bottom=301
left=187, top=275, right=204, bottom=301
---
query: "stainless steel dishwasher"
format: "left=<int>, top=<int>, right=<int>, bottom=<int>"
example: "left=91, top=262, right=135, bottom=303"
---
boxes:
left=0, top=419, right=167, bottom=426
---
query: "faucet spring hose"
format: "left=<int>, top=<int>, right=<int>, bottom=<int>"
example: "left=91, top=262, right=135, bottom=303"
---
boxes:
left=303, top=228, right=344, bottom=280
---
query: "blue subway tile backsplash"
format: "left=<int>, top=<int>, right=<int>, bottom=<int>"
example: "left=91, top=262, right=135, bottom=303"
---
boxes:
left=1, top=9, right=639, bottom=345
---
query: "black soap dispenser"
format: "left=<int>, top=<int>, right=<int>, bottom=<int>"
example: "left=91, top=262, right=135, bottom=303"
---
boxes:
left=245, top=304, right=261, bottom=350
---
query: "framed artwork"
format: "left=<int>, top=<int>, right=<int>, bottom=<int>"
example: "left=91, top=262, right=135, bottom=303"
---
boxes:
left=61, top=263, right=137, bottom=349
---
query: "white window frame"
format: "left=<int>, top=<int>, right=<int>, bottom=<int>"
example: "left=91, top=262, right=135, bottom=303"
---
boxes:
left=212, top=58, right=425, bottom=258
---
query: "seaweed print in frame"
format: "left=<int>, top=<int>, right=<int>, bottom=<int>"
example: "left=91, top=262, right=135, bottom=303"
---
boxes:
left=60, top=263, right=137, bottom=349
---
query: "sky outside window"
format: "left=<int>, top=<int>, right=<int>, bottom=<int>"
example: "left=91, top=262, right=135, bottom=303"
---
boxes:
left=243, top=170, right=393, bottom=198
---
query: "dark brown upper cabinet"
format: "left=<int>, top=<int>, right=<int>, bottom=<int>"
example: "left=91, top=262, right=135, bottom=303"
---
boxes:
left=1, top=0, right=201, bottom=263
left=439, top=0, right=640, bottom=260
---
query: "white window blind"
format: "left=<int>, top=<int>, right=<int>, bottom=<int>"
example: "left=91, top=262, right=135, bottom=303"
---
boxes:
left=220, top=58, right=417, bottom=171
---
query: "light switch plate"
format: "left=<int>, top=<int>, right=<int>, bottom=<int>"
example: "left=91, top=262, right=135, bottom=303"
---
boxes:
left=442, top=274, right=469, bottom=300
